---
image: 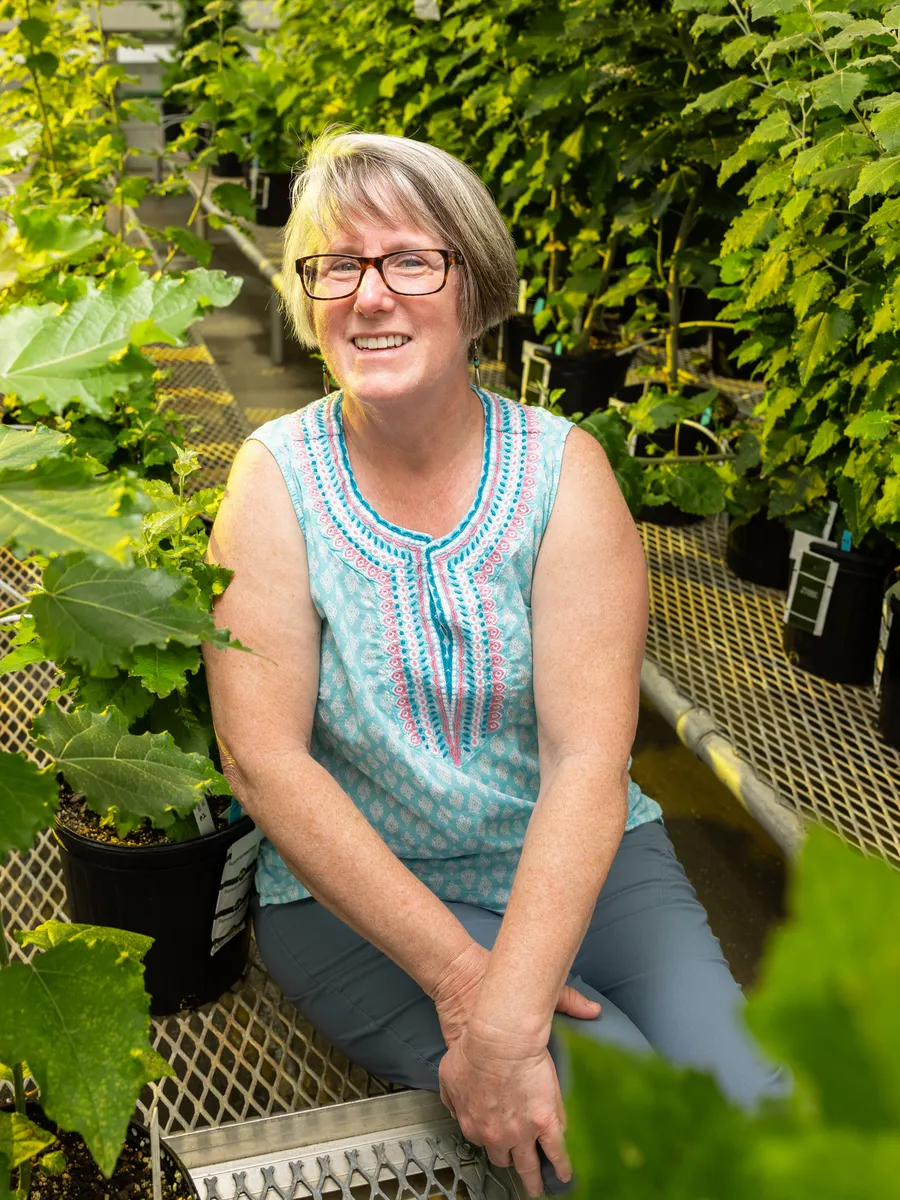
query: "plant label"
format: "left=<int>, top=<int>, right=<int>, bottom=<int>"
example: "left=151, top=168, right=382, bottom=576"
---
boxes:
left=784, top=550, right=839, bottom=637
left=873, top=585, right=899, bottom=695
left=210, top=826, right=263, bottom=956
left=193, top=798, right=216, bottom=836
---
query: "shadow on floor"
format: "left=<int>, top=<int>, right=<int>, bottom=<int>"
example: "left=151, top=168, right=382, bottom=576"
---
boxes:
left=632, top=699, right=787, bottom=990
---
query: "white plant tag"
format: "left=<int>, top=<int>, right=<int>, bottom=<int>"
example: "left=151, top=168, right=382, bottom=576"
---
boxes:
left=414, top=0, right=441, bottom=19
left=210, top=826, right=263, bottom=956
left=193, top=797, right=216, bottom=836
left=785, top=549, right=839, bottom=636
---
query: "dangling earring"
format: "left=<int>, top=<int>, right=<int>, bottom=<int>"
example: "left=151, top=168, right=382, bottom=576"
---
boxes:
left=322, top=361, right=336, bottom=397
left=472, top=339, right=483, bottom=390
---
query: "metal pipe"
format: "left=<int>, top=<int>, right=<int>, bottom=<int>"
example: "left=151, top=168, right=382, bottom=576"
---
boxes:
left=269, top=288, right=284, bottom=366
left=640, top=658, right=805, bottom=858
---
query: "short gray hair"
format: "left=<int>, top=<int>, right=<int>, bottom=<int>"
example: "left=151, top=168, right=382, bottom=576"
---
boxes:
left=281, top=129, right=519, bottom=349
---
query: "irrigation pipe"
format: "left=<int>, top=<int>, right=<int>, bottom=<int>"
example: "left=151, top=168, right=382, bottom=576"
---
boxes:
left=640, top=658, right=805, bottom=859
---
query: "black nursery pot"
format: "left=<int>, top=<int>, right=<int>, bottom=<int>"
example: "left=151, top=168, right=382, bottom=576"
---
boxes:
left=212, top=150, right=244, bottom=177
left=783, top=542, right=888, bottom=685
left=255, top=171, right=293, bottom=226
left=502, top=312, right=537, bottom=385
left=161, top=101, right=188, bottom=145
left=726, top=511, right=793, bottom=590
left=877, top=589, right=900, bottom=749
left=546, top=347, right=630, bottom=417
left=55, top=815, right=256, bottom=1016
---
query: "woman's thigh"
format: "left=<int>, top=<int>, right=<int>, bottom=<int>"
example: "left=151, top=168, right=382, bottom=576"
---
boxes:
left=569, top=819, right=786, bottom=1109
left=252, top=893, right=649, bottom=1093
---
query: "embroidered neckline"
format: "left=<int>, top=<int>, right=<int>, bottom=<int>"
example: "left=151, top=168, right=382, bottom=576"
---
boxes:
left=331, top=386, right=493, bottom=549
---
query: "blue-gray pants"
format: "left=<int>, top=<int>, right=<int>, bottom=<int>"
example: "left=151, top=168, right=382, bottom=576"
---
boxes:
left=253, top=819, right=784, bottom=1117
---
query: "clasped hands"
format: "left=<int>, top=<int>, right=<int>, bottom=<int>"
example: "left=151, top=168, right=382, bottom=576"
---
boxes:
left=431, top=941, right=600, bottom=1198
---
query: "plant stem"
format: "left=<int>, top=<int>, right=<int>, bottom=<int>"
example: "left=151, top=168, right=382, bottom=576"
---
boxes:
left=93, top=1, right=127, bottom=239
left=0, top=600, right=29, bottom=621
left=666, top=188, right=701, bottom=393
left=0, top=900, right=32, bottom=1196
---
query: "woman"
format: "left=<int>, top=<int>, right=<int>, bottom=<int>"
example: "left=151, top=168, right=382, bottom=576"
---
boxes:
left=204, top=130, right=783, bottom=1198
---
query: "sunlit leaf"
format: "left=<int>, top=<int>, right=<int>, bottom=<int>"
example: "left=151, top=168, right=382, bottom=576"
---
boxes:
left=0, top=754, right=58, bottom=864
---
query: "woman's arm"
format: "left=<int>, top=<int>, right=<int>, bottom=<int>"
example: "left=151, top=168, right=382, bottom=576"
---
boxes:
left=203, top=440, right=475, bottom=998
left=472, top=425, right=648, bottom=1040
left=438, top=427, right=648, bottom=1194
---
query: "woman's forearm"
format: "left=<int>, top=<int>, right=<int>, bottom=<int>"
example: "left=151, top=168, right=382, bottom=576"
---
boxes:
left=471, top=753, right=629, bottom=1044
left=232, top=750, right=473, bottom=996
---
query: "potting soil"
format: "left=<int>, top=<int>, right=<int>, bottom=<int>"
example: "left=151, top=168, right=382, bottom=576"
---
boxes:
left=13, top=1116, right=195, bottom=1200
left=56, top=792, right=232, bottom=848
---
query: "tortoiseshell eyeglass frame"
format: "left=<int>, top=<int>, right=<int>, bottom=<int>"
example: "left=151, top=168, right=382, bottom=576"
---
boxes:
left=294, top=249, right=462, bottom=299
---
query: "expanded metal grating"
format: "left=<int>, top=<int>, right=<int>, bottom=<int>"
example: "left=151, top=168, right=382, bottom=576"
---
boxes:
left=641, top=516, right=900, bottom=865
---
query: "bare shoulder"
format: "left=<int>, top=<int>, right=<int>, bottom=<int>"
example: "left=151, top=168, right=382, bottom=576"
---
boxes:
left=209, top=437, right=305, bottom=572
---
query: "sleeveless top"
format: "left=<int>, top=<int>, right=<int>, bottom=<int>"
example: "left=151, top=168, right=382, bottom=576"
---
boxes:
left=248, top=387, right=661, bottom=912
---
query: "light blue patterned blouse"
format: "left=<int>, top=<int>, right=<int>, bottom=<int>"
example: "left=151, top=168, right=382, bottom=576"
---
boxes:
left=248, top=387, right=661, bottom=911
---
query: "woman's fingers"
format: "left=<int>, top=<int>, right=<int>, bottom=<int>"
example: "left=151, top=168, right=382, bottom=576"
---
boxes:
left=555, top=982, right=602, bottom=1020
left=538, top=1122, right=572, bottom=1188
left=510, top=1141, right=544, bottom=1198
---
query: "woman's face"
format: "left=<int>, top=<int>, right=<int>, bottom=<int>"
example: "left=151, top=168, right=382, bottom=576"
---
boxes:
left=311, top=216, right=468, bottom=407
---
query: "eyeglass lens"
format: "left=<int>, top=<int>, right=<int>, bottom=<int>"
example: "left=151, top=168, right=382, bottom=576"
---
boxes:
left=302, top=250, right=447, bottom=298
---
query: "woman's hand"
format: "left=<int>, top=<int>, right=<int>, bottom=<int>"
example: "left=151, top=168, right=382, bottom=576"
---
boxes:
left=431, top=941, right=601, bottom=1050
left=438, top=1018, right=569, bottom=1198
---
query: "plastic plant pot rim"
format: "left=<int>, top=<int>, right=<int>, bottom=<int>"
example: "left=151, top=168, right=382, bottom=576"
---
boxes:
left=53, top=812, right=256, bottom=870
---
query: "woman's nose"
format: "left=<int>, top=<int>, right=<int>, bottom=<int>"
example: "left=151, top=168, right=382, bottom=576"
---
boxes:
left=354, top=264, right=394, bottom=313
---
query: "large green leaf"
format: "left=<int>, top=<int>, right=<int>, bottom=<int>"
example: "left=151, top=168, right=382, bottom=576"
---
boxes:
left=33, top=705, right=229, bottom=835
left=0, top=458, right=139, bottom=562
left=850, top=155, right=900, bottom=204
left=810, top=70, right=869, bottom=113
left=0, top=937, right=166, bottom=1177
left=0, top=269, right=241, bottom=416
left=29, top=554, right=215, bottom=674
left=869, top=98, right=900, bottom=154
left=17, top=919, right=152, bottom=961
left=796, top=310, right=853, bottom=384
left=845, top=410, right=894, bottom=440
left=662, top=462, right=727, bottom=515
left=0, top=1111, right=55, bottom=1170
left=0, top=754, right=58, bottom=864
left=0, top=426, right=70, bottom=473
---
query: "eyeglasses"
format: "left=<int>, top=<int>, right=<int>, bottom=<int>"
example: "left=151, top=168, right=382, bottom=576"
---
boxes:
left=295, top=248, right=461, bottom=300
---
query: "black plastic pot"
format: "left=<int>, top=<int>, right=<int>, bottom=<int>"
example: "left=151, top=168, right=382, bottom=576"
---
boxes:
left=612, top=382, right=648, bottom=405
left=161, top=101, right=189, bottom=145
left=255, top=170, right=293, bottom=226
left=56, top=815, right=256, bottom=1015
left=212, top=150, right=244, bottom=177
left=546, top=347, right=631, bottom=416
left=877, top=588, right=900, bottom=749
left=783, top=543, right=888, bottom=685
left=502, top=312, right=537, bottom=385
left=634, top=420, right=723, bottom=527
left=726, top=512, right=792, bottom=590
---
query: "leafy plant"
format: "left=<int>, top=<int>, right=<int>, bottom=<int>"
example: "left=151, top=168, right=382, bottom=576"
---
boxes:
left=685, top=0, right=900, bottom=549
left=564, top=826, right=900, bottom=1198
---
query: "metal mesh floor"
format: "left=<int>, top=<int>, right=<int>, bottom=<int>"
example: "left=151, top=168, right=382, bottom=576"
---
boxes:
left=641, top=516, right=900, bottom=865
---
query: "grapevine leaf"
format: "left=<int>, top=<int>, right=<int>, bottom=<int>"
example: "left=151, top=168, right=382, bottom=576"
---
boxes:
left=682, top=77, right=752, bottom=115
left=849, top=154, right=900, bottom=204
left=789, top=271, right=831, bottom=321
left=0, top=639, right=49, bottom=674
left=211, top=183, right=256, bottom=221
left=0, top=938, right=165, bottom=1177
left=0, top=426, right=70, bottom=473
left=17, top=920, right=152, bottom=961
left=0, top=270, right=241, bottom=415
left=131, top=642, right=202, bottom=697
left=810, top=70, right=869, bottom=113
left=0, top=460, right=139, bottom=562
left=836, top=476, right=871, bottom=543
left=845, top=410, right=894, bottom=440
left=33, top=705, right=229, bottom=835
left=796, top=310, right=853, bottom=383
left=0, top=754, right=58, bottom=864
left=29, top=555, right=215, bottom=674
left=0, top=1112, right=55, bottom=1170
left=662, top=463, right=727, bottom=515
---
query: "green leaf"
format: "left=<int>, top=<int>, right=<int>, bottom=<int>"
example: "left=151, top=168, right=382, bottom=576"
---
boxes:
left=628, top=389, right=719, bottom=434
left=0, top=270, right=241, bottom=415
left=781, top=189, right=814, bottom=228
left=885, top=6, right=900, bottom=28
left=751, top=0, right=802, bottom=16
left=17, top=920, right=152, bottom=962
left=0, top=639, right=49, bottom=675
left=789, top=271, right=831, bottom=321
left=0, top=459, right=139, bottom=562
left=805, top=419, right=841, bottom=462
left=845, top=410, right=894, bottom=440
left=810, top=70, right=869, bottom=113
left=0, top=123, right=40, bottom=164
left=0, top=753, right=58, bottom=864
left=131, top=642, right=202, bottom=697
left=869, top=99, right=900, bottom=154
left=25, top=51, right=58, bottom=78
left=0, top=426, right=70, bottom=473
left=662, top=463, right=727, bottom=515
left=823, top=19, right=886, bottom=50
left=836, top=475, right=872, bottom=543
left=850, top=155, right=900, bottom=204
left=0, top=1111, right=55, bottom=1170
left=14, top=210, right=105, bottom=265
left=29, top=555, right=214, bottom=675
left=683, top=77, right=752, bottom=116
left=162, top=225, right=213, bottom=268
left=0, top=937, right=165, bottom=1177
left=796, top=310, right=853, bottom=384
left=33, top=706, right=229, bottom=836
left=210, top=183, right=256, bottom=222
